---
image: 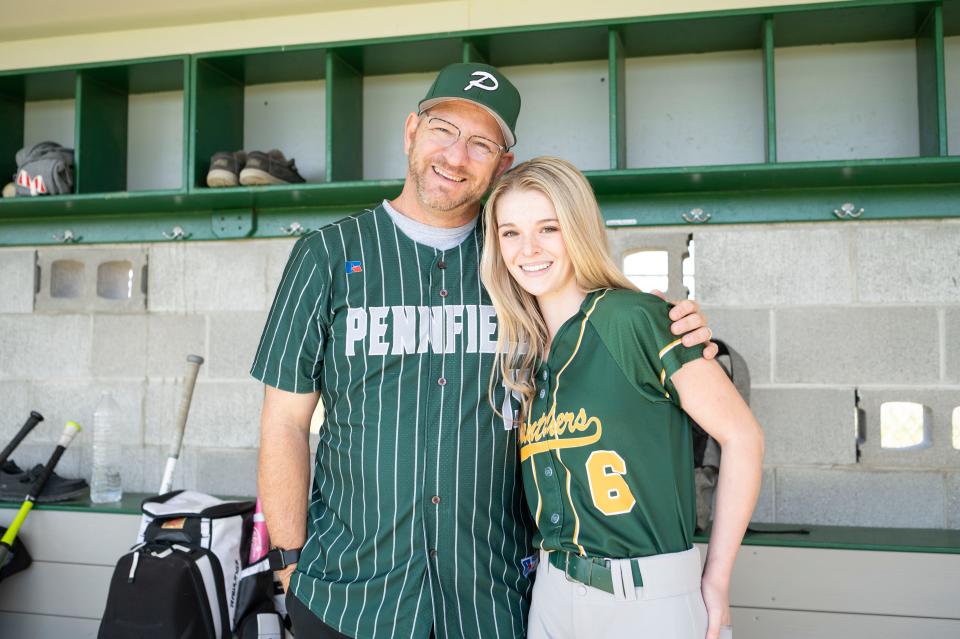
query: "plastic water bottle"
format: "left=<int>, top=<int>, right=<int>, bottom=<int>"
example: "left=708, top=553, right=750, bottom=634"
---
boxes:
left=91, top=391, right=123, bottom=503
left=248, top=498, right=270, bottom=565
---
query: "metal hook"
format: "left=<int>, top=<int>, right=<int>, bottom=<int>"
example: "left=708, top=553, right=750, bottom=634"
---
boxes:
left=281, top=222, right=305, bottom=236
left=162, top=226, right=189, bottom=240
left=833, top=203, right=864, bottom=219
left=53, top=229, right=79, bottom=243
left=682, top=208, right=711, bottom=224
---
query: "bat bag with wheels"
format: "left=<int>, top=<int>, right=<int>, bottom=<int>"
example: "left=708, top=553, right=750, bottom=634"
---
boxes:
left=98, top=490, right=282, bottom=639
left=690, top=339, right=751, bottom=533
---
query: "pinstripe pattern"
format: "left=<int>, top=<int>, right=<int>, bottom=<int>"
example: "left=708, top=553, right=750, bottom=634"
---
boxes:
left=251, top=205, right=534, bottom=639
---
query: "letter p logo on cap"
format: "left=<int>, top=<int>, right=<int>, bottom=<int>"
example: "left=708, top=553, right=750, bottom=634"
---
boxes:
left=464, top=71, right=499, bottom=92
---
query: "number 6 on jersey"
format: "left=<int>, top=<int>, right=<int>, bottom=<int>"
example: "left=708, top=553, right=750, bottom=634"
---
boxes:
left=586, top=450, right=637, bottom=516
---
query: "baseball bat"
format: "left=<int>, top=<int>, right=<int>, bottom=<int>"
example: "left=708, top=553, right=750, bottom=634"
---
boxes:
left=158, top=354, right=204, bottom=495
left=0, top=421, right=81, bottom=571
left=0, top=411, right=44, bottom=468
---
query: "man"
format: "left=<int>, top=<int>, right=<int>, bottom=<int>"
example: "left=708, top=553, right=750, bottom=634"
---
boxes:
left=251, top=63, right=715, bottom=639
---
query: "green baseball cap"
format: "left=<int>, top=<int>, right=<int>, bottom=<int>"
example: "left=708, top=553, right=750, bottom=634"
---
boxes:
left=419, top=63, right=521, bottom=148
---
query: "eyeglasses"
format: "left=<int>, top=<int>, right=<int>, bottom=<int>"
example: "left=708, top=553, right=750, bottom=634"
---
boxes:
left=420, top=115, right=506, bottom=161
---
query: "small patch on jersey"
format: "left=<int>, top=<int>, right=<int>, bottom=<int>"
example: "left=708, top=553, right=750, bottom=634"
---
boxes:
left=345, top=260, right=363, bottom=274
left=521, top=553, right=539, bottom=578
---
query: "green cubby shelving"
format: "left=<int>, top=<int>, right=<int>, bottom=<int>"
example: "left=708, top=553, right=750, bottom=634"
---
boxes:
left=1, top=57, right=188, bottom=199
left=0, top=0, right=958, bottom=246
left=0, top=67, right=77, bottom=189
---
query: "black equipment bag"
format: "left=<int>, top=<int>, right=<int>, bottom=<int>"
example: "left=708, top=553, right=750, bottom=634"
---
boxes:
left=98, top=490, right=279, bottom=638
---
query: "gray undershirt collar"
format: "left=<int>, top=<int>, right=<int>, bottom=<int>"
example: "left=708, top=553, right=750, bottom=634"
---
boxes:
left=382, top=199, right=477, bottom=251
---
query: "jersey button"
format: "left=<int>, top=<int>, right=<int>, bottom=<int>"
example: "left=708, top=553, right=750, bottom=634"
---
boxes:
left=437, top=260, right=447, bottom=269
left=550, top=513, right=560, bottom=525
left=429, top=548, right=437, bottom=558
left=438, top=377, right=447, bottom=386
left=439, top=289, right=449, bottom=298
left=431, top=495, right=441, bottom=505
left=539, top=389, right=546, bottom=399
left=544, top=467, right=554, bottom=478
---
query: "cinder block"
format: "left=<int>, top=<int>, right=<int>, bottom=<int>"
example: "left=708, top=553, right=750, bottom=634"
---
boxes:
left=35, top=246, right=147, bottom=313
left=856, top=223, right=960, bottom=303
left=0, top=249, right=35, bottom=313
left=0, top=381, right=33, bottom=439
left=947, top=473, right=960, bottom=530
left=146, top=315, right=207, bottom=377
left=27, top=380, right=145, bottom=446
left=776, top=467, right=945, bottom=528
left=145, top=379, right=262, bottom=448
left=775, top=307, right=939, bottom=383
left=92, top=315, right=147, bottom=377
left=605, top=230, right=690, bottom=301
left=857, top=388, right=960, bottom=468
left=947, top=309, right=960, bottom=383
left=148, top=241, right=272, bottom=313
left=750, top=467, right=776, bottom=523
left=699, top=307, right=771, bottom=384
left=208, top=311, right=269, bottom=379
left=265, top=238, right=301, bottom=292
left=87, top=444, right=197, bottom=494
left=153, top=444, right=198, bottom=493
left=695, top=226, right=854, bottom=305
left=0, top=315, right=91, bottom=379
left=194, top=448, right=258, bottom=497
left=751, top=387, right=857, bottom=465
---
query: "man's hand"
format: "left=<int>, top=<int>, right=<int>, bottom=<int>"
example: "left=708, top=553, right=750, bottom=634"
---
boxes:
left=277, top=564, right=297, bottom=593
left=652, top=291, right=718, bottom=359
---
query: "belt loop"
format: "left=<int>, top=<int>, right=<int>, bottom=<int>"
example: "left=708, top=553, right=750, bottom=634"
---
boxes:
left=620, top=559, right=637, bottom=601
left=609, top=560, right=626, bottom=600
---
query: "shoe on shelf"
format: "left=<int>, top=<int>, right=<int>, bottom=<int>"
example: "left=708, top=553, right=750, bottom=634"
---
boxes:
left=0, top=459, right=89, bottom=503
left=206, top=150, right=247, bottom=187
left=239, top=150, right=306, bottom=186
left=2, top=182, right=15, bottom=198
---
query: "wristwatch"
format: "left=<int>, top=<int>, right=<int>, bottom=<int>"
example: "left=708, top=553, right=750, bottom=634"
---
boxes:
left=267, top=546, right=302, bottom=571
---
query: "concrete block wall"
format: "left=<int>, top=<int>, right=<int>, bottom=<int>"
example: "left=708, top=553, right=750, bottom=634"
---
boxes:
left=607, top=219, right=960, bottom=529
left=0, top=238, right=298, bottom=498
left=1, top=218, right=958, bottom=528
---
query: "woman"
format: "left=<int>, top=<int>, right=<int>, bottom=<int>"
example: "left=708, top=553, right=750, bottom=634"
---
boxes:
left=480, top=157, right=763, bottom=639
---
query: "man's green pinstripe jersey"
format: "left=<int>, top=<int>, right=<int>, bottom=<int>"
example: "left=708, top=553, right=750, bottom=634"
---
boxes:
left=519, top=288, right=704, bottom=560
left=250, top=204, right=535, bottom=639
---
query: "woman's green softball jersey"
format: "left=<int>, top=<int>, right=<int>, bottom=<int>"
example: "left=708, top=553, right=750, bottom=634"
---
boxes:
left=250, top=206, right=535, bottom=639
left=520, top=288, right=704, bottom=559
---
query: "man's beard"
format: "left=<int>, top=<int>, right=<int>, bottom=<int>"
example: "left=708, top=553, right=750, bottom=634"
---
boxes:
left=408, top=143, right=494, bottom=213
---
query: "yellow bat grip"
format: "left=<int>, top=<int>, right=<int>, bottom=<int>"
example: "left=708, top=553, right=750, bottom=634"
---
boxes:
left=0, top=500, right=34, bottom=546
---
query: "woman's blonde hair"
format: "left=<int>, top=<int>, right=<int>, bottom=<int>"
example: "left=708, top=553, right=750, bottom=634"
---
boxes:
left=481, top=156, right=637, bottom=417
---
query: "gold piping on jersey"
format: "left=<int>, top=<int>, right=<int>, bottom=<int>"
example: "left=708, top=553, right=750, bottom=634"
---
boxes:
left=658, top=338, right=682, bottom=399
left=530, top=455, right=543, bottom=531
left=659, top=368, right=671, bottom=399
left=658, top=338, right=682, bottom=359
left=548, top=289, right=609, bottom=557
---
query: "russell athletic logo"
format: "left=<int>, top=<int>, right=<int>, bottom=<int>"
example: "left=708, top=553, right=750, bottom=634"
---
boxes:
left=464, top=71, right=498, bottom=92
left=521, top=554, right=539, bottom=578
left=345, top=260, right=363, bottom=274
